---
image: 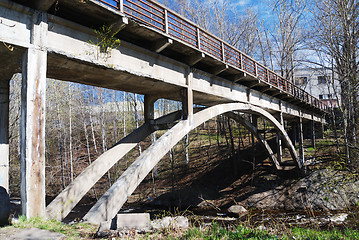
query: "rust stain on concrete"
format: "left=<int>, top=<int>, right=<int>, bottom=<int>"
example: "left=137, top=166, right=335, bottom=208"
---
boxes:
left=30, top=57, right=44, bottom=216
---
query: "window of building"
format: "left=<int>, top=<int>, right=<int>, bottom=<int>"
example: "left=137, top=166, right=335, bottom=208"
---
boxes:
left=318, top=76, right=329, bottom=84
left=319, top=94, right=323, bottom=99
left=295, top=76, right=308, bottom=85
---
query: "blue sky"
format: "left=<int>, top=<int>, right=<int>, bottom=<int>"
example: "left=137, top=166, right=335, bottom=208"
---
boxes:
left=156, top=0, right=278, bottom=29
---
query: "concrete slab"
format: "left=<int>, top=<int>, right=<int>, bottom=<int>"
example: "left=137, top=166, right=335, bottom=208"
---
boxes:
left=0, top=228, right=64, bottom=240
left=116, top=213, right=151, bottom=231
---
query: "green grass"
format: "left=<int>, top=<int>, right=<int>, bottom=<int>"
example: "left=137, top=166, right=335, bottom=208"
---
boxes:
left=5, top=216, right=97, bottom=240
left=4, top=216, right=359, bottom=240
left=289, top=227, right=359, bottom=240
left=183, top=223, right=278, bottom=240
left=182, top=223, right=359, bottom=240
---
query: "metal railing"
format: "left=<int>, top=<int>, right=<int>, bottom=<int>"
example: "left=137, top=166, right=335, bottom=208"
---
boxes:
left=97, top=0, right=329, bottom=112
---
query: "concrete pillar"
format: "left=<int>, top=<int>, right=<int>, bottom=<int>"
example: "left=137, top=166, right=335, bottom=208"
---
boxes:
left=20, top=12, right=47, bottom=218
left=250, top=115, right=257, bottom=180
left=298, top=117, right=304, bottom=166
left=144, top=95, right=158, bottom=123
left=182, top=69, right=193, bottom=122
left=293, top=121, right=298, bottom=146
left=275, top=112, right=283, bottom=164
left=0, top=79, right=9, bottom=192
left=311, top=120, right=316, bottom=148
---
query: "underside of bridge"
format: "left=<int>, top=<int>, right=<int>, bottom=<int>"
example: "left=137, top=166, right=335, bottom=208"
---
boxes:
left=0, top=0, right=327, bottom=224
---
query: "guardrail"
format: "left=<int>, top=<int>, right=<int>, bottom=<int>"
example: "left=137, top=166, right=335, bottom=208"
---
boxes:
left=97, top=0, right=329, bottom=112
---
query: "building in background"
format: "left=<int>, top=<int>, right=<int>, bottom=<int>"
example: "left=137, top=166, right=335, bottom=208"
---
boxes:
left=293, top=68, right=340, bottom=108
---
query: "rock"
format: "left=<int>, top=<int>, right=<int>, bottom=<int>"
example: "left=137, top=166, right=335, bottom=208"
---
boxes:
left=227, top=205, right=248, bottom=217
left=0, top=187, right=10, bottom=226
left=151, top=216, right=189, bottom=230
left=330, top=213, right=348, bottom=223
left=257, top=225, right=266, bottom=231
left=242, top=169, right=359, bottom=211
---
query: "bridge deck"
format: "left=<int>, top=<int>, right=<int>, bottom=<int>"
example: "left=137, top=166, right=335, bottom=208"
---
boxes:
left=7, top=0, right=328, bottom=114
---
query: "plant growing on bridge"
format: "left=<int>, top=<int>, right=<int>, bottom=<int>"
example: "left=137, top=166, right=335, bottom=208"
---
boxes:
left=90, top=24, right=121, bottom=54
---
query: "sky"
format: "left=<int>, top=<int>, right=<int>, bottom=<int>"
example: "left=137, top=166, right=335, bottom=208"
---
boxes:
left=156, top=0, right=278, bottom=29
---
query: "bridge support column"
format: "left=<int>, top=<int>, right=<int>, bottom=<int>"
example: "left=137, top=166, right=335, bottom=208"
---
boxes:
left=275, top=111, right=283, bottom=164
left=20, top=12, right=48, bottom=218
left=298, top=117, right=304, bottom=166
left=144, top=95, right=158, bottom=123
left=250, top=115, right=257, bottom=177
left=0, top=78, right=10, bottom=192
left=311, top=120, right=316, bottom=149
left=182, top=69, right=193, bottom=121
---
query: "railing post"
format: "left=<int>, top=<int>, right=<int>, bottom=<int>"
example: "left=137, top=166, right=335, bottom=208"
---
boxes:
left=118, top=0, right=124, bottom=13
left=221, top=42, right=225, bottom=62
left=164, top=9, right=169, bottom=34
left=255, top=62, right=258, bottom=77
left=240, top=53, right=243, bottom=70
left=266, top=69, right=269, bottom=82
left=197, top=28, right=201, bottom=49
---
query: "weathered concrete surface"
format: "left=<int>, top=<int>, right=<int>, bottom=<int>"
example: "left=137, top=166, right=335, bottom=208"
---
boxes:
left=46, top=111, right=182, bottom=221
left=20, top=11, right=48, bottom=218
left=83, top=103, right=299, bottom=224
left=1, top=228, right=64, bottom=240
left=116, top=213, right=151, bottom=231
left=44, top=13, right=323, bottom=122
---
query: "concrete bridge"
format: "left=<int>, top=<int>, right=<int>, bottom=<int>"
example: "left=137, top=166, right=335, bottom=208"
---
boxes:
left=0, top=0, right=327, bottom=224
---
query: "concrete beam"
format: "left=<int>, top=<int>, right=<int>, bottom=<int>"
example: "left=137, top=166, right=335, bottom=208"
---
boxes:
left=152, top=38, right=173, bottom=53
left=32, top=0, right=57, bottom=12
left=20, top=11, right=48, bottom=218
left=244, top=80, right=260, bottom=88
left=186, top=52, right=205, bottom=66
left=0, top=79, right=9, bottom=192
left=230, top=72, right=246, bottom=82
left=211, top=64, right=228, bottom=75
left=109, top=16, right=129, bottom=36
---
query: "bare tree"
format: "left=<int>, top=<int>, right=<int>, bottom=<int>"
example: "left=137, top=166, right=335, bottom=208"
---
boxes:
left=259, top=0, right=307, bottom=81
left=310, top=0, right=359, bottom=168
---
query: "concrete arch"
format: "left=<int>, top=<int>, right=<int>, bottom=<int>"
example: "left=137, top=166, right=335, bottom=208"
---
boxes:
left=83, top=103, right=299, bottom=224
left=46, top=110, right=183, bottom=221
left=226, top=112, right=295, bottom=171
